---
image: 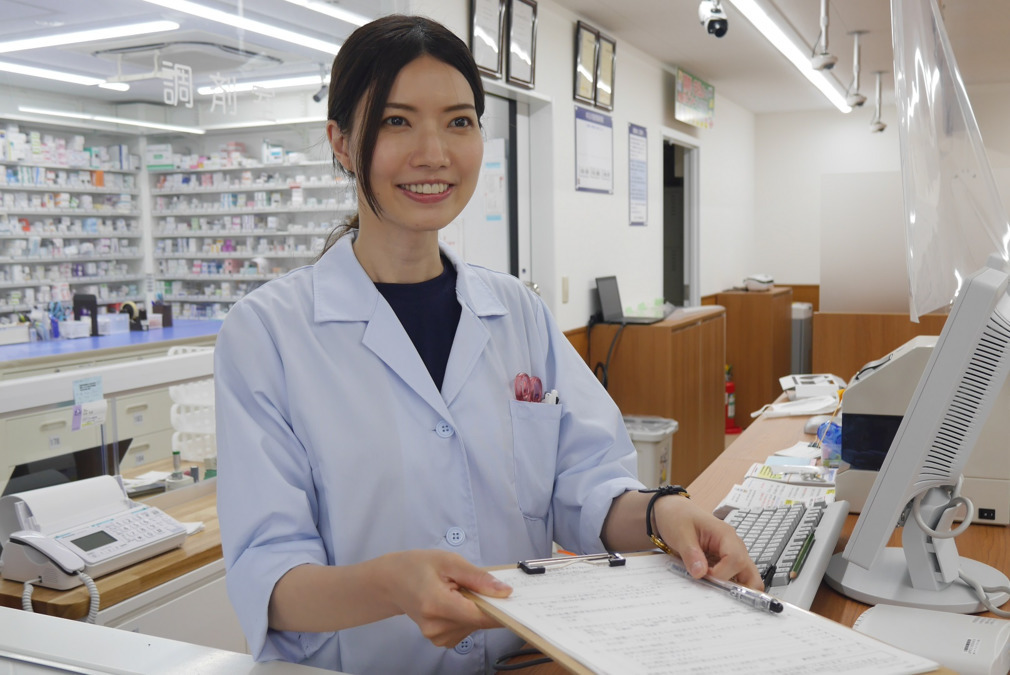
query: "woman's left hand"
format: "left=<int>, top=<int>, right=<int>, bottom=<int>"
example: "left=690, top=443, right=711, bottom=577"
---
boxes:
left=651, top=495, right=763, bottom=590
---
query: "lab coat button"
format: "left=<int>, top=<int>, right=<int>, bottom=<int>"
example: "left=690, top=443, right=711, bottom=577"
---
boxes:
left=435, top=420, right=454, bottom=438
left=445, top=527, right=466, bottom=546
left=454, top=635, right=474, bottom=654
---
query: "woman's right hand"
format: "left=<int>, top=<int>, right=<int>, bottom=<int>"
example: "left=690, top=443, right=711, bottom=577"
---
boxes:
left=383, top=550, right=513, bottom=648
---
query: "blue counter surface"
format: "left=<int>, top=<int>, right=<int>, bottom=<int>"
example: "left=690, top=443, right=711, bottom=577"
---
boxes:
left=0, top=320, right=222, bottom=363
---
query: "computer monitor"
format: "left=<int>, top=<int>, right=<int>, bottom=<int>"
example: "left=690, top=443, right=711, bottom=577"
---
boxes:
left=825, top=260, right=1010, bottom=612
left=595, top=276, right=625, bottom=323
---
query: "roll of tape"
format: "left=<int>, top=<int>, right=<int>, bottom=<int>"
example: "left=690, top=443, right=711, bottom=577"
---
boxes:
left=165, top=474, right=192, bottom=491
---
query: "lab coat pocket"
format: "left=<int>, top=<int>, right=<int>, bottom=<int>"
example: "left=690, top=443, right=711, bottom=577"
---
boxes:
left=509, top=399, right=562, bottom=520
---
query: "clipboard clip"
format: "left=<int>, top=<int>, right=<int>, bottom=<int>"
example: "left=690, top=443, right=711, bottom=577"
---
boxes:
left=518, top=552, right=626, bottom=575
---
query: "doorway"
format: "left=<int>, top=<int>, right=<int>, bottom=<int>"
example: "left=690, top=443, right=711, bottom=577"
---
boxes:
left=661, top=132, right=699, bottom=307
left=443, top=93, right=532, bottom=284
left=663, top=141, right=686, bottom=306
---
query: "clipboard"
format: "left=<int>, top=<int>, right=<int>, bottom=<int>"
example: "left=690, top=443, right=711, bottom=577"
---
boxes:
left=464, top=567, right=594, bottom=675
left=466, top=553, right=945, bottom=675
left=465, top=553, right=626, bottom=675
left=517, top=551, right=625, bottom=575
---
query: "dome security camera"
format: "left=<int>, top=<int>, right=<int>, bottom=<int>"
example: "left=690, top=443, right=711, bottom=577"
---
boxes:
left=698, top=0, right=728, bottom=38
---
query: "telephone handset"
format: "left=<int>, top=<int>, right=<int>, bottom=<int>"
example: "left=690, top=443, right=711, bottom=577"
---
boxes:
left=11, top=531, right=85, bottom=574
left=2, top=530, right=86, bottom=590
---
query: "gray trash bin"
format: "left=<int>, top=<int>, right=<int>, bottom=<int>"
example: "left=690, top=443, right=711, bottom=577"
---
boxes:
left=791, top=302, right=813, bottom=374
left=623, top=416, right=679, bottom=489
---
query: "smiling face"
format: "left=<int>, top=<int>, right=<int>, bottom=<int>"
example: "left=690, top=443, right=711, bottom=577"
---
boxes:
left=329, top=55, right=484, bottom=239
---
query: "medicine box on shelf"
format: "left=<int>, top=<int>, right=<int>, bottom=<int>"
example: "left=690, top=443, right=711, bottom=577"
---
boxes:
left=0, top=323, right=29, bottom=345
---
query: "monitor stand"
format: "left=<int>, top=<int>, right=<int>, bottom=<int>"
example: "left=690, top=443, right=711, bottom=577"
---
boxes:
left=826, top=551, right=1009, bottom=613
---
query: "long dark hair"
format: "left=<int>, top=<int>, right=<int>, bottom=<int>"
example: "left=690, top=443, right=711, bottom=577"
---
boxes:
left=318, top=14, right=486, bottom=257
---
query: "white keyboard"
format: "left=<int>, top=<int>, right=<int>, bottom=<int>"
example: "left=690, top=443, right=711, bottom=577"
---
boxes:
left=724, top=500, right=849, bottom=610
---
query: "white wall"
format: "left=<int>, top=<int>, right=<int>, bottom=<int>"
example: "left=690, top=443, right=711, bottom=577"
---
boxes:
left=694, top=94, right=757, bottom=298
left=537, top=3, right=668, bottom=326
left=753, top=83, right=1010, bottom=313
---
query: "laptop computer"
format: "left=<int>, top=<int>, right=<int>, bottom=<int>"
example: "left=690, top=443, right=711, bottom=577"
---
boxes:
left=595, top=276, right=663, bottom=325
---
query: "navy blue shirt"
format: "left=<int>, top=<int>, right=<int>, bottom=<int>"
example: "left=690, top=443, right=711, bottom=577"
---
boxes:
left=374, top=255, right=461, bottom=391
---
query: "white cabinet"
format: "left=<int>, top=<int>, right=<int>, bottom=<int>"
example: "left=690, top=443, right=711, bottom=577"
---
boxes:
left=151, top=160, right=354, bottom=319
left=0, top=159, right=143, bottom=318
left=98, top=558, right=248, bottom=654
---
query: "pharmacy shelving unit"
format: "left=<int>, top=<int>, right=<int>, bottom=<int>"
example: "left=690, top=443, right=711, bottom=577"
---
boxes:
left=0, top=159, right=144, bottom=319
left=150, top=159, right=354, bottom=320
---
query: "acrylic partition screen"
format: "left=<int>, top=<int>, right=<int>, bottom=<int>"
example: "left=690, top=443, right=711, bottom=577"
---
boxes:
left=892, top=0, right=1010, bottom=321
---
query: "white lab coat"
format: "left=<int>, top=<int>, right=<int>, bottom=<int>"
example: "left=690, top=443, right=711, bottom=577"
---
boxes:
left=215, top=234, right=642, bottom=674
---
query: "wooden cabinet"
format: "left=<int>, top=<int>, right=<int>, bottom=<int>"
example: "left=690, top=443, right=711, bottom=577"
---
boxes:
left=716, top=287, right=793, bottom=430
left=587, top=307, right=726, bottom=486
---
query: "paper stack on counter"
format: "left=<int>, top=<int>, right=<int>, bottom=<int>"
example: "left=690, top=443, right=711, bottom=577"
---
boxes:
left=714, top=477, right=836, bottom=518
left=744, top=462, right=837, bottom=486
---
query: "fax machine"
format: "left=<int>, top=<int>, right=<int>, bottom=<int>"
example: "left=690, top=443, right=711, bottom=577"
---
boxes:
left=838, top=335, right=1010, bottom=524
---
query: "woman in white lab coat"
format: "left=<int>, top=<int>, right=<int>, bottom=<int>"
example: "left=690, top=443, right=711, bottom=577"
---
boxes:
left=214, top=14, right=760, bottom=675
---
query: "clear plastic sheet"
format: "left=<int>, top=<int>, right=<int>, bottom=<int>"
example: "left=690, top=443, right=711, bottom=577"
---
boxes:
left=892, top=0, right=1010, bottom=321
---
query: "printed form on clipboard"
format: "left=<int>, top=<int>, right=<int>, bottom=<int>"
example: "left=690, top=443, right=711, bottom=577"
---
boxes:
left=471, top=554, right=938, bottom=675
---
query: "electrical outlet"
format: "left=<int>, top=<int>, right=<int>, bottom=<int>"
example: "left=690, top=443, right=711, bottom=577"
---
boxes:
left=979, top=508, right=996, bottom=521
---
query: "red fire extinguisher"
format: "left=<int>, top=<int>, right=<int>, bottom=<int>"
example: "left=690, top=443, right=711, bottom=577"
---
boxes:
left=725, top=365, right=742, bottom=434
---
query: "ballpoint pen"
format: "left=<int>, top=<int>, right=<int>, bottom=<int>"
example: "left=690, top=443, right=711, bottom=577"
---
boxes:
left=667, top=556, right=784, bottom=615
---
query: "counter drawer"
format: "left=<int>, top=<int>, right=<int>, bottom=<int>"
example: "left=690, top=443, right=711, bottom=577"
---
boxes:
left=5, top=407, right=105, bottom=462
left=119, top=428, right=174, bottom=472
left=115, top=390, right=172, bottom=439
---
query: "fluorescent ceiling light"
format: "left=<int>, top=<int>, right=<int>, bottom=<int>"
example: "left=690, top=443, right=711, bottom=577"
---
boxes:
left=99, top=82, right=131, bottom=91
left=0, top=21, right=179, bottom=54
left=197, top=74, right=327, bottom=95
left=138, top=0, right=341, bottom=55
left=202, top=116, right=322, bottom=131
left=727, top=0, right=852, bottom=113
left=280, top=0, right=370, bottom=27
left=18, top=106, right=205, bottom=135
left=0, top=61, right=104, bottom=86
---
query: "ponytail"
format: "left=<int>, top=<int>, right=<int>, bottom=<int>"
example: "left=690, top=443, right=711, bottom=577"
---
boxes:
left=316, top=213, right=359, bottom=261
